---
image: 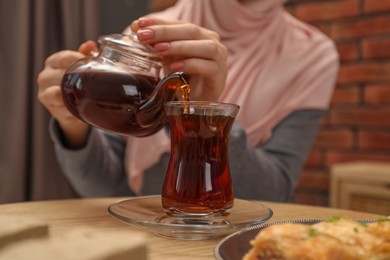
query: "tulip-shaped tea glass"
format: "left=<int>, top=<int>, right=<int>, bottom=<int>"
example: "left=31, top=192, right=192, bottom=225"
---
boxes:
left=162, top=101, right=240, bottom=221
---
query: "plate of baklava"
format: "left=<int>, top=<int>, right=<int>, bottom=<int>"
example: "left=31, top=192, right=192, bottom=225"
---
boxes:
left=215, top=217, right=390, bottom=260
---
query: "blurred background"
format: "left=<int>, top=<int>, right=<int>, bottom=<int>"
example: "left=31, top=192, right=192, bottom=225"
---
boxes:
left=0, top=0, right=389, bottom=215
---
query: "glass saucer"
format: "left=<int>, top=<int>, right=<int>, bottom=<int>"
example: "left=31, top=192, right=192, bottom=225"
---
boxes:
left=108, top=195, right=273, bottom=240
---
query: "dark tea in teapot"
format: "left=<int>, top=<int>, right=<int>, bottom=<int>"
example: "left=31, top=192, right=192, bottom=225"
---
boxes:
left=62, top=70, right=160, bottom=136
left=61, top=34, right=190, bottom=137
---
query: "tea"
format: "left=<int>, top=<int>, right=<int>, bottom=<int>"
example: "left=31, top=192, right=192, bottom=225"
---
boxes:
left=162, top=111, right=235, bottom=215
left=180, top=84, right=190, bottom=102
left=62, top=70, right=160, bottom=136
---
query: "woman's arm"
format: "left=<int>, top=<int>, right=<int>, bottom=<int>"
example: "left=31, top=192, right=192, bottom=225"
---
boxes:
left=49, top=119, right=134, bottom=197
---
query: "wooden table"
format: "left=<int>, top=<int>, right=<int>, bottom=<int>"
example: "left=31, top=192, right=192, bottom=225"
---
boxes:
left=0, top=197, right=382, bottom=260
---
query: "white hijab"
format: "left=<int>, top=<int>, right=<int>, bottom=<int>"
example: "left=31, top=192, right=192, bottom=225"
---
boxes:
left=125, top=0, right=339, bottom=194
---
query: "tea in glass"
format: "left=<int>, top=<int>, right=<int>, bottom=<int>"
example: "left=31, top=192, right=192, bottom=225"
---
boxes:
left=162, top=101, right=240, bottom=217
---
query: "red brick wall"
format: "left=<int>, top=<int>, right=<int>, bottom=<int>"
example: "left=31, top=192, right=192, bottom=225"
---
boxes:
left=286, top=0, right=390, bottom=206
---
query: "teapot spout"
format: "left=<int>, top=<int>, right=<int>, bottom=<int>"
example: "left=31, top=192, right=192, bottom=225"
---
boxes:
left=136, top=72, right=190, bottom=128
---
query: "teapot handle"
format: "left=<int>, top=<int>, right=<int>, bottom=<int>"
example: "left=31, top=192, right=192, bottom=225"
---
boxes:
left=136, top=72, right=190, bottom=127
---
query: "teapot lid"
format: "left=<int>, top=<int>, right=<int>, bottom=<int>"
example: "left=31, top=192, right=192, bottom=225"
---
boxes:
left=98, top=33, right=162, bottom=62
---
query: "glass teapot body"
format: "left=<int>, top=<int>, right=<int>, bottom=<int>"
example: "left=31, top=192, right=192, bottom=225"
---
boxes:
left=61, top=34, right=188, bottom=137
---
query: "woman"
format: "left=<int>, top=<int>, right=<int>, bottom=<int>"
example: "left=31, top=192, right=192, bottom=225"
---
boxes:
left=37, top=0, right=339, bottom=201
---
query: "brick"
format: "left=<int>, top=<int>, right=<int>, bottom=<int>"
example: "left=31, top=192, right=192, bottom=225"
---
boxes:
left=331, top=16, right=390, bottom=40
left=330, top=107, right=390, bottom=127
left=295, top=0, right=360, bottom=23
left=314, top=128, right=354, bottom=149
left=364, top=83, right=390, bottom=104
left=364, top=0, right=390, bottom=14
left=358, top=130, right=390, bottom=150
left=336, top=42, right=359, bottom=62
left=362, top=38, right=390, bottom=59
left=330, top=86, right=360, bottom=105
left=326, top=151, right=390, bottom=166
left=304, top=150, right=323, bottom=168
left=295, top=170, right=330, bottom=192
left=337, top=62, right=390, bottom=84
left=312, top=23, right=332, bottom=37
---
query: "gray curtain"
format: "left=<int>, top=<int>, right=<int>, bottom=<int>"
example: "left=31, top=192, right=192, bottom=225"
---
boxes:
left=0, top=0, right=99, bottom=203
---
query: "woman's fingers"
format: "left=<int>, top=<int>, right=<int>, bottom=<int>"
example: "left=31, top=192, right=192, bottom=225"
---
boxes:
left=132, top=17, right=182, bottom=30
left=78, top=40, right=98, bottom=56
left=154, top=40, right=226, bottom=60
left=37, top=85, right=76, bottom=120
left=162, top=56, right=227, bottom=101
left=37, top=85, right=62, bottom=107
left=37, top=85, right=65, bottom=119
left=156, top=39, right=227, bottom=78
left=134, top=19, right=219, bottom=43
left=38, top=50, right=83, bottom=121
left=37, top=67, right=66, bottom=90
left=132, top=17, right=226, bottom=72
left=45, top=50, right=84, bottom=69
left=170, top=58, right=222, bottom=78
left=130, top=17, right=228, bottom=101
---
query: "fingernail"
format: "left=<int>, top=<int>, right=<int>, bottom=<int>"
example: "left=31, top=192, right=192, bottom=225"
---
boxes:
left=130, top=21, right=139, bottom=32
left=137, top=29, right=154, bottom=41
left=170, top=61, right=184, bottom=71
left=154, top=42, right=171, bottom=52
left=138, top=18, right=154, bottom=28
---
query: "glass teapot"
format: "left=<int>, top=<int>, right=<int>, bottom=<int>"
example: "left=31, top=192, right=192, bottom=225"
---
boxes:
left=61, top=33, right=189, bottom=137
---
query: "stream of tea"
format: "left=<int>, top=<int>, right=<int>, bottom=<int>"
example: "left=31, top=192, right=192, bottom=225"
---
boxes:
left=180, top=83, right=191, bottom=102
left=179, top=83, right=191, bottom=115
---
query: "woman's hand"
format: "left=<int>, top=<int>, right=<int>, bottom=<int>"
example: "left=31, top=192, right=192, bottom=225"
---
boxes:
left=131, top=17, right=228, bottom=102
left=37, top=41, right=97, bottom=148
